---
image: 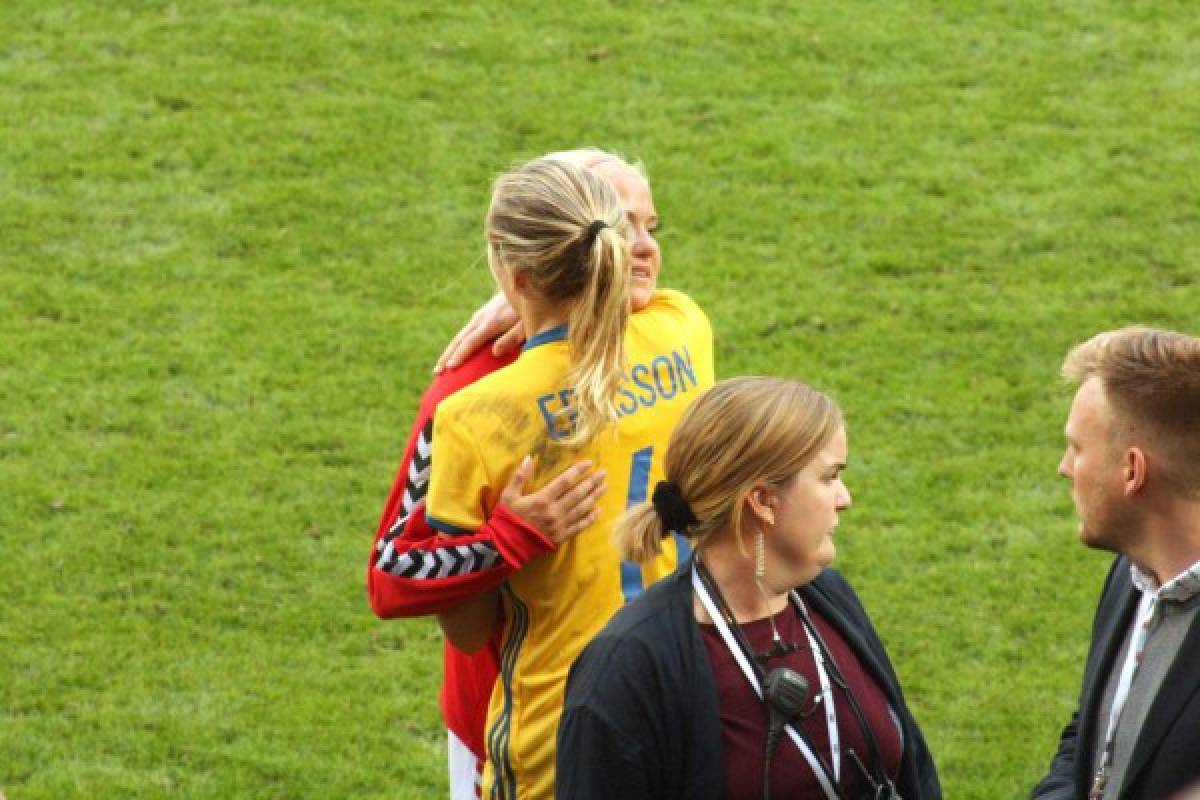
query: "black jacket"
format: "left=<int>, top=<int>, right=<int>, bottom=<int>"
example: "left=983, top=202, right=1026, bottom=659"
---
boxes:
left=1032, top=555, right=1200, bottom=800
left=557, top=560, right=942, bottom=800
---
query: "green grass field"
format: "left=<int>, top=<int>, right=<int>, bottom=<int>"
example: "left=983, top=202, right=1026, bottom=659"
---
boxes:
left=2, top=1, right=1197, bottom=797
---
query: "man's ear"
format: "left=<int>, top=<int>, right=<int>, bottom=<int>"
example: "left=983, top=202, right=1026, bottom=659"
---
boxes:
left=1123, top=447, right=1147, bottom=496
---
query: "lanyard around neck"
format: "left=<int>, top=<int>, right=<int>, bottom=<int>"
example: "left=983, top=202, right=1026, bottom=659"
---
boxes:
left=1092, top=589, right=1157, bottom=798
left=691, top=564, right=842, bottom=800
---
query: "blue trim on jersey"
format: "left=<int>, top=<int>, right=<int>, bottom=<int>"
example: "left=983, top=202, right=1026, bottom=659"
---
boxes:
left=425, top=513, right=472, bottom=536
left=620, top=446, right=654, bottom=602
left=521, top=323, right=568, bottom=351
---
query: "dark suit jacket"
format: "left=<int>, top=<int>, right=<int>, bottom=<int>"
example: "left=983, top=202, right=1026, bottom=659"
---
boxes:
left=1032, top=556, right=1200, bottom=800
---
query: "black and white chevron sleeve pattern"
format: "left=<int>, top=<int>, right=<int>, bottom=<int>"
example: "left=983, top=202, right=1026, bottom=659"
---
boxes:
left=376, top=419, right=434, bottom=559
left=374, top=418, right=503, bottom=578
left=387, top=541, right=503, bottom=579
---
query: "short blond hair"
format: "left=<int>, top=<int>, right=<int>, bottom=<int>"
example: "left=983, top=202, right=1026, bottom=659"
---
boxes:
left=618, top=377, right=843, bottom=563
left=1063, top=326, right=1200, bottom=496
left=543, top=147, right=646, bottom=179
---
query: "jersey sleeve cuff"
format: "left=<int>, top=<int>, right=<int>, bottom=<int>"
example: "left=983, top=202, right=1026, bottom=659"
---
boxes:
left=490, top=503, right=556, bottom=567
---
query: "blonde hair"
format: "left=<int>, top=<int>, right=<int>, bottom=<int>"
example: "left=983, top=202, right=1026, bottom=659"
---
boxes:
left=618, top=377, right=844, bottom=563
left=1063, top=326, right=1200, bottom=497
left=543, top=147, right=646, bottom=179
left=486, top=157, right=630, bottom=444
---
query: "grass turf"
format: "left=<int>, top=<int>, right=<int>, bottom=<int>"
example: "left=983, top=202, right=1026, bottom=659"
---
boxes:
left=1, top=1, right=1197, bottom=797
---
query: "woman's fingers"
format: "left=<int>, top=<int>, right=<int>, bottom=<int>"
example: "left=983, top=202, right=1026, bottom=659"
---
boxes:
left=505, top=460, right=607, bottom=544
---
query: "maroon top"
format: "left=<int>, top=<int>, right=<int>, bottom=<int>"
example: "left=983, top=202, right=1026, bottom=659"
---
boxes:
left=699, top=600, right=903, bottom=799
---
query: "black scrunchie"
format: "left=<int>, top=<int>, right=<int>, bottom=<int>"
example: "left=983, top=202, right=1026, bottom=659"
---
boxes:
left=585, top=219, right=609, bottom=243
left=651, top=480, right=697, bottom=535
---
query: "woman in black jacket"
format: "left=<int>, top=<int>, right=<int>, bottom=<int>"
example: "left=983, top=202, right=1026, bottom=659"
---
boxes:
left=557, top=377, right=941, bottom=800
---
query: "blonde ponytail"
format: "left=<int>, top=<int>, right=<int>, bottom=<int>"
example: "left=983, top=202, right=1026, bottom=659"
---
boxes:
left=616, top=501, right=665, bottom=563
left=565, top=223, right=629, bottom=444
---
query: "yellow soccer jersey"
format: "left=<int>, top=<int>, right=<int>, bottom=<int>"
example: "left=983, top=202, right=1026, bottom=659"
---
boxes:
left=425, top=289, right=714, bottom=800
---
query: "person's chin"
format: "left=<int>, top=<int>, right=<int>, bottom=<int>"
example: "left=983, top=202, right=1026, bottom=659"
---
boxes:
left=630, top=285, right=656, bottom=311
left=802, top=541, right=836, bottom=577
left=791, top=564, right=825, bottom=587
left=1079, top=524, right=1113, bottom=553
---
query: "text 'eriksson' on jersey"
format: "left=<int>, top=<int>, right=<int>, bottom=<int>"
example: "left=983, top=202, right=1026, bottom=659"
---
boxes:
left=535, top=345, right=700, bottom=441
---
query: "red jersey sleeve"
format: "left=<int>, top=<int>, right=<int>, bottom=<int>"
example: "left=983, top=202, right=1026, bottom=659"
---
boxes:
left=366, top=347, right=556, bottom=619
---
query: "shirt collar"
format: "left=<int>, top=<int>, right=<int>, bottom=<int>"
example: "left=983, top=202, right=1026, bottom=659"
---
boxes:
left=522, top=323, right=568, bottom=352
left=1130, top=557, right=1200, bottom=604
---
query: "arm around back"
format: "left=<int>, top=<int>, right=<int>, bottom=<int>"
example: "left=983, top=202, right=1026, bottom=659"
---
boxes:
left=437, top=589, right=502, bottom=653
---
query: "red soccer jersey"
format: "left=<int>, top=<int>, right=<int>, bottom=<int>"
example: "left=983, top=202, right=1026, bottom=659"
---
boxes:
left=367, top=346, right=525, bottom=760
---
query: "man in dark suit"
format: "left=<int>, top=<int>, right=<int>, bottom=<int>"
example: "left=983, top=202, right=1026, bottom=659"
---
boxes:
left=1033, top=327, right=1200, bottom=800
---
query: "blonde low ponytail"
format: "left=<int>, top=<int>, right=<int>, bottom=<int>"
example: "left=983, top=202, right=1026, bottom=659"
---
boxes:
left=617, top=501, right=666, bottom=563
left=565, top=221, right=630, bottom=445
